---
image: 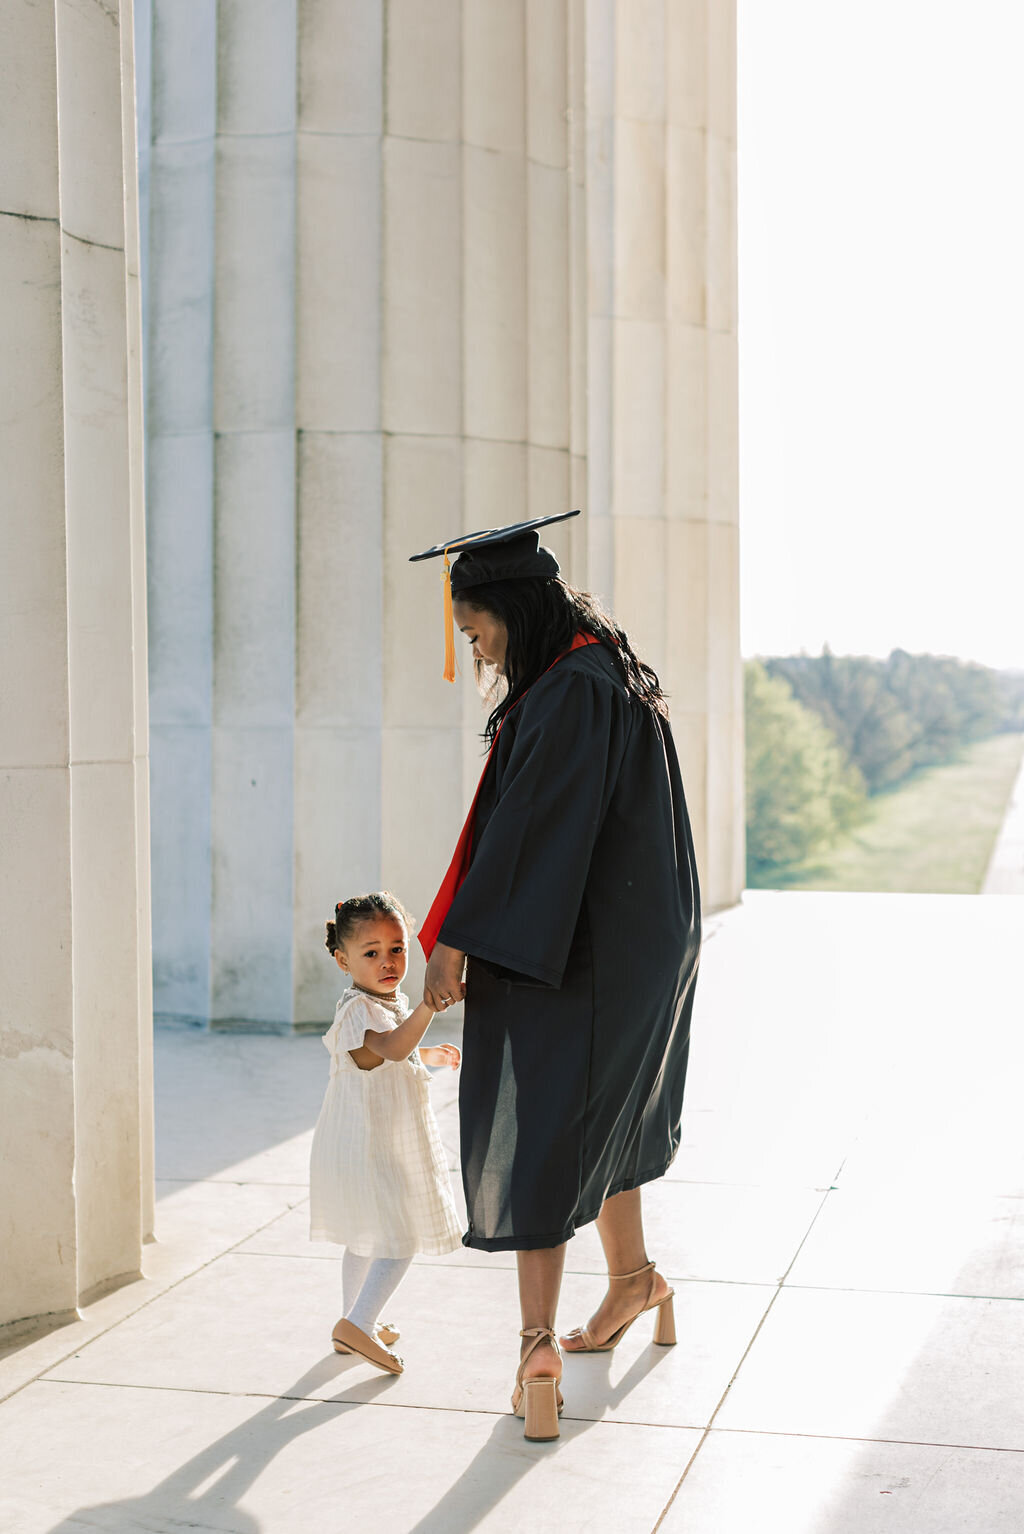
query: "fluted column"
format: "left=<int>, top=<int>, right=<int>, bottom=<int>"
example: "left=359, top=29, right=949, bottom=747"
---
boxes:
left=0, top=0, right=76, bottom=1333
left=143, top=0, right=743, bottom=1032
left=146, top=0, right=217, bottom=1025
left=670, top=0, right=742, bottom=909
left=293, top=0, right=386, bottom=1021
left=0, top=0, right=151, bottom=1331
left=585, top=0, right=742, bottom=908
left=377, top=0, right=467, bottom=1001
left=210, top=0, right=298, bottom=1024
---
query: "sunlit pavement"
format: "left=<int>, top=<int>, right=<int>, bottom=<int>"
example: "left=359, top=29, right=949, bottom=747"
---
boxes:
left=984, top=752, right=1024, bottom=893
left=2, top=891, right=1023, bottom=1533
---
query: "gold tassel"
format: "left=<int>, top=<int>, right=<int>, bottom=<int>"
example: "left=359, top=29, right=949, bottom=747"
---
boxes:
left=442, top=550, right=456, bottom=683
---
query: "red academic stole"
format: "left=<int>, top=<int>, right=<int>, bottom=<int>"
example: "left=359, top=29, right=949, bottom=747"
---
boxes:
left=418, top=632, right=600, bottom=958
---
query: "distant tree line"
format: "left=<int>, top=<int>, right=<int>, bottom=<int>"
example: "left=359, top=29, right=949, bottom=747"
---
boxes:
left=746, top=649, right=1024, bottom=877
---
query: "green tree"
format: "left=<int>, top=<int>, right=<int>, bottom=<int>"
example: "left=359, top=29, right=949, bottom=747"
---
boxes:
left=745, top=660, right=866, bottom=876
left=997, top=670, right=1024, bottom=732
left=767, top=651, right=916, bottom=791
left=767, top=649, right=1006, bottom=792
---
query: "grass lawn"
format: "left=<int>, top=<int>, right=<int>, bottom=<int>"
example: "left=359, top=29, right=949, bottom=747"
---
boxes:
left=750, top=732, right=1024, bottom=894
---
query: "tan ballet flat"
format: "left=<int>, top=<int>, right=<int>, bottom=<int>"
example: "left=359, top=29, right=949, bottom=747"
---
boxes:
left=511, top=1326, right=564, bottom=1442
left=331, top=1318, right=403, bottom=1374
left=332, top=1317, right=399, bottom=1352
left=561, top=1260, right=676, bottom=1353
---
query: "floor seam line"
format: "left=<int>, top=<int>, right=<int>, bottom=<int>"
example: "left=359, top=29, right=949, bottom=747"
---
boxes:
left=34, top=1377, right=1024, bottom=1454
left=228, top=1251, right=778, bottom=1288
left=0, top=1203, right=315, bottom=1407
left=34, top=1377, right=710, bottom=1430
left=710, top=1425, right=1024, bottom=1454
left=651, top=1182, right=839, bottom=1529
left=781, top=1283, right=1024, bottom=1302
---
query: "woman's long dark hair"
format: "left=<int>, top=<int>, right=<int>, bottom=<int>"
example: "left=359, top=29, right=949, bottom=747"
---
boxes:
left=456, top=576, right=667, bottom=746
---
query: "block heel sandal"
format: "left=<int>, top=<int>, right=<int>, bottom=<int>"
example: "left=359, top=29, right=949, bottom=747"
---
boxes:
left=561, top=1260, right=676, bottom=1352
left=511, top=1326, right=564, bottom=1442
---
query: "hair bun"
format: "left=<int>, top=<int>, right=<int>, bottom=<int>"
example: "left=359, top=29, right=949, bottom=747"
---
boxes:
left=327, top=891, right=414, bottom=956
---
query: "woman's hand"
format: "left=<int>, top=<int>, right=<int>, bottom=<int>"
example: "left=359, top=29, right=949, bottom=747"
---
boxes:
left=420, top=1043, right=461, bottom=1071
left=424, top=942, right=467, bottom=1014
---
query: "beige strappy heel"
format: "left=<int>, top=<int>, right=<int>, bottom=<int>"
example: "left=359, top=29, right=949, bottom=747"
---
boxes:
left=561, top=1260, right=676, bottom=1353
left=511, top=1327, right=564, bottom=1442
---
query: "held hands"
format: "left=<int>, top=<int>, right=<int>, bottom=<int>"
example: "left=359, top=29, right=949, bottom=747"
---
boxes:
left=423, top=942, right=467, bottom=1014
left=420, top=1043, right=462, bottom=1071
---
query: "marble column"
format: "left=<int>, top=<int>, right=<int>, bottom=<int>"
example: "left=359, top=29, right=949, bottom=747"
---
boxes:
left=143, top=0, right=742, bottom=1034
left=585, top=0, right=743, bottom=909
left=0, top=0, right=151, bottom=1332
left=211, top=0, right=298, bottom=1025
left=146, top=0, right=217, bottom=1025
left=292, top=0, right=386, bottom=1024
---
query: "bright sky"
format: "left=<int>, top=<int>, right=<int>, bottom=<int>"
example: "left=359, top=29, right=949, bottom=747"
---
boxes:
left=738, top=1, right=1024, bottom=671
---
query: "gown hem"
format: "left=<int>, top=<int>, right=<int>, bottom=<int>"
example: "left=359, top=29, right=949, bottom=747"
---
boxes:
left=461, top=1154, right=677, bottom=1252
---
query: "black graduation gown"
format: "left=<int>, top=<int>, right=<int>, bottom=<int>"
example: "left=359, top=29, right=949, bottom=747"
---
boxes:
left=439, top=640, right=701, bottom=1251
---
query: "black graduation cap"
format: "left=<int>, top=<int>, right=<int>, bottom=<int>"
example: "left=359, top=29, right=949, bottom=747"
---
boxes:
left=410, top=510, right=581, bottom=681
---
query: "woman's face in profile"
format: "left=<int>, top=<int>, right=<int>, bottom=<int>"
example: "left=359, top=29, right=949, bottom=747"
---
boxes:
left=453, top=599, right=508, bottom=673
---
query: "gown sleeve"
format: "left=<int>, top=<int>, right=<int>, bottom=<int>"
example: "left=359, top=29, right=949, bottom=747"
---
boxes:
left=439, top=667, right=626, bottom=988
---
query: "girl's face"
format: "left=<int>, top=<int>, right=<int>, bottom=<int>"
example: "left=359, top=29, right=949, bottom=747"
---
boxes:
left=453, top=598, right=508, bottom=673
left=334, top=915, right=409, bottom=996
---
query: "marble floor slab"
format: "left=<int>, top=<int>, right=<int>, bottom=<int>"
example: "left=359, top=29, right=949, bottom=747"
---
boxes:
left=659, top=1429, right=1024, bottom=1534
left=715, top=1285, right=1024, bottom=1449
left=149, top=1178, right=309, bottom=1275
left=239, top=1179, right=826, bottom=1286
left=0, top=1380, right=701, bottom=1534
left=46, top=1252, right=774, bottom=1429
left=155, top=1026, right=326, bottom=1182
left=787, top=1184, right=1024, bottom=1297
left=667, top=1107, right=855, bottom=1189
left=833, top=1110, right=1024, bottom=1199
left=6, top=892, right=1022, bottom=1531
left=0, top=1181, right=306, bottom=1405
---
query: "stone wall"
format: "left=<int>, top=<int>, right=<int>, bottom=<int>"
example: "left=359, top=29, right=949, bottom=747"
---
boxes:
left=0, top=0, right=152, bottom=1333
left=142, top=0, right=742, bottom=1031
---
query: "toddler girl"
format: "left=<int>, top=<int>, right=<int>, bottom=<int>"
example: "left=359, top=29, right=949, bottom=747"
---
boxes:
left=309, top=891, right=463, bottom=1375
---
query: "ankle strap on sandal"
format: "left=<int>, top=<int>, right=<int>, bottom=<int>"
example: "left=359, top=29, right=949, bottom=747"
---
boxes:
left=608, top=1260, right=655, bottom=1280
left=517, top=1325, right=560, bottom=1387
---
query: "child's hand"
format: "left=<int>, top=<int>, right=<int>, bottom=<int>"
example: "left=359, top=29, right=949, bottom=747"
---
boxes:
left=420, top=1044, right=461, bottom=1071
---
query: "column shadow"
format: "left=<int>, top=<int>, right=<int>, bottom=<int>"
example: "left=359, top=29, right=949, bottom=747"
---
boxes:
left=405, top=1342, right=673, bottom=1534
left=45, top=1353, right=397, bottom=1533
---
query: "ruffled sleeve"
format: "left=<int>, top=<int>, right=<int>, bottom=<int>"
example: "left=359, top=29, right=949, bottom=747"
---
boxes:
left=323, top=994, right=395, bottom=1073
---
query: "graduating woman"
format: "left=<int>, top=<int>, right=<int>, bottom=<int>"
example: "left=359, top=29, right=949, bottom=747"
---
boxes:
left=411, top=511, right=701, bottom=1441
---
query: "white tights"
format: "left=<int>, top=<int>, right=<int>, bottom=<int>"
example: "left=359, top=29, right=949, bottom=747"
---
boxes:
left=342, top=1249, right=412, bottom=1336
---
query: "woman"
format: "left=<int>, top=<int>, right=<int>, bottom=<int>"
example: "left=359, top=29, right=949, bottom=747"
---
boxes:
left=411, top=511, right=701, bottom=1441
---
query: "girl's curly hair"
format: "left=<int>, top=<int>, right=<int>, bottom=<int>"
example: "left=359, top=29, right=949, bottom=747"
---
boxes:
left=325, top=891, right=413, bottom=955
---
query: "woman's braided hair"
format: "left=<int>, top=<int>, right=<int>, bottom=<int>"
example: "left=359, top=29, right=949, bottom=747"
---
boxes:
left=325, top=891, right=413, bottom=955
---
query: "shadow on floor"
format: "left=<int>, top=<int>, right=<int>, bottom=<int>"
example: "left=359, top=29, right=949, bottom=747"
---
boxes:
left=405, top=1343, right=674, bottom=1534
left=44, top=1354, right=396, bottom=1533
left=155, top=1025, right=330, bottom=1185
left=154, top=1021, right=462, bottom=1188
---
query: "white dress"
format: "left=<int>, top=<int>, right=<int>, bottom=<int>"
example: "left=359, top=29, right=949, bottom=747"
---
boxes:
left=308, top=987, right=463, bottom=1257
